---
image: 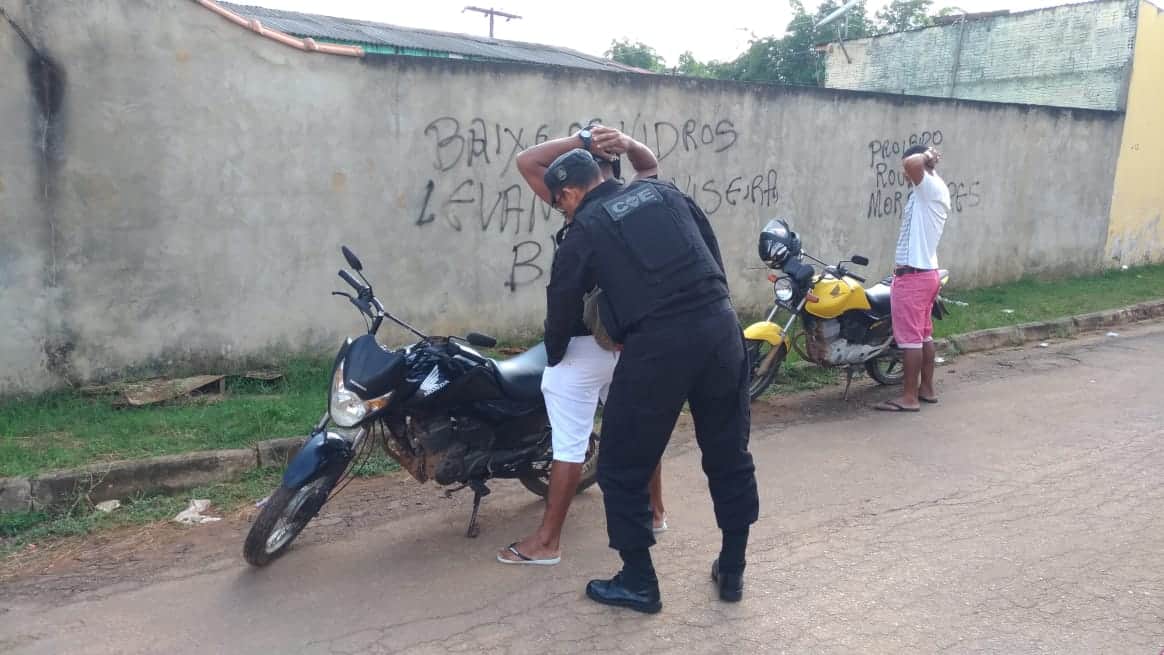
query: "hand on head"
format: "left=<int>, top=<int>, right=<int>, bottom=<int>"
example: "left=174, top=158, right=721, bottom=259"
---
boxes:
left=588, top=124, right=630, bottom=159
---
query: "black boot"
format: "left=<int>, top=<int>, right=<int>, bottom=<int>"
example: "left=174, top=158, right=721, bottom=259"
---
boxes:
left=713, top=528, right=748, bottom=602
left=585, top=573, right=662, bottom=614
left=711, top=558, right=744, bottom=602
left=586, top=548, right=662, bottom=613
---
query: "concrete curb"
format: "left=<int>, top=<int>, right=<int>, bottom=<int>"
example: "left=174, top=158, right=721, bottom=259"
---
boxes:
left=0, top=478, right=33, bottom=513
left=3, top=298, right=1164, bottom=516
left=1, top=437, right=312, bottom=514
left=27, top=450, right=257, bottom=512
left=942, top=298, right=1164, bottom=356
left=255, top=436, right=308, bottom=468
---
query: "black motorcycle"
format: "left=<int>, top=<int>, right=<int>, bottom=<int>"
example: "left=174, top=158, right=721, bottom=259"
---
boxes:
left=243, top=246, right=598, bottom=566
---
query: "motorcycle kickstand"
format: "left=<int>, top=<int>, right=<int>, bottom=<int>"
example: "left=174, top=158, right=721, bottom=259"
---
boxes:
left=465, top=479, right=491, bottom=539
left=842, top=366, right=857, bottom=401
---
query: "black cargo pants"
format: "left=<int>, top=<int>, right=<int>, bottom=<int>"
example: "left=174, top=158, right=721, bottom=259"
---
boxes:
left=596, top=300, right=759, bottom=552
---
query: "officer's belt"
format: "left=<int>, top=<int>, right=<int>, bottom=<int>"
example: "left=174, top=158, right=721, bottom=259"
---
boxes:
left=631, top=297, right=734, bottom=333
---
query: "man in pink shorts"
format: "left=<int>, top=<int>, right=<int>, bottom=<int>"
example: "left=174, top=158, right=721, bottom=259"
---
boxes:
left=875, top=144, right=950, bottom=412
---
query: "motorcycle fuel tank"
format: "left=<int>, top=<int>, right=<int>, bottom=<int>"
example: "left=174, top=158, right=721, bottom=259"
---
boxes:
left=805, top=275, right=872, bottom=319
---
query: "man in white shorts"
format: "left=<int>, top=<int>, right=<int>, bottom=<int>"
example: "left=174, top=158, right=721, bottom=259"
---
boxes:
left=497, top=123, right=665, bottom=565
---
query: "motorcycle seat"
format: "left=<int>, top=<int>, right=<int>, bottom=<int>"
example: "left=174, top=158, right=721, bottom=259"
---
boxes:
left=492, top=342, right=547, bottom=401
left=864, top=281, right=893, bottom=317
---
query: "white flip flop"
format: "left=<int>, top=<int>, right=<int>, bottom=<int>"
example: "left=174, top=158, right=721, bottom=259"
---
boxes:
left=497, top=542, right=561, bottom=566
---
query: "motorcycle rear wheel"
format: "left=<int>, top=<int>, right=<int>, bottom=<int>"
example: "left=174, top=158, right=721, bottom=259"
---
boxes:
left=746, top=340, right=788, bottom=401
left=243, top=470, right=340, bottom=567
left=519, top=432, right=600, bottom=498
left=865, top=352, right=905, bottom=385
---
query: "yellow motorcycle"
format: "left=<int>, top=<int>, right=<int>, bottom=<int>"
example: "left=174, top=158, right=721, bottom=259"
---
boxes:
left=743, top=219, right=950, bottom=401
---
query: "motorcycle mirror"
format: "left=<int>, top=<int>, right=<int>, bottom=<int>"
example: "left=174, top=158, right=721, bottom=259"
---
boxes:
left=465, top=332, right=498, bottom=348
left=341, top=246, right=363, bottom=272
left=851, top=255, right=869, bottom=267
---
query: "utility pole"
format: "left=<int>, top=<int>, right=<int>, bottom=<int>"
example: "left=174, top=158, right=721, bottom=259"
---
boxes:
left=463, top=6, right=522, bottom=38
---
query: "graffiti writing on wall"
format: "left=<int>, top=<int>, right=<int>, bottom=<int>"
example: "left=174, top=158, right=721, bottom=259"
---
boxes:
left=505, top=239, right=549, bottom=293
left=864, top=130, right=982, bottom=219
left=413, top=115, right=777, bottom=293
left=422, top=116, right=740, bottom=174
left=669, top=170, right=779, bottom=215
left=414, top=177, right=553, bottom=234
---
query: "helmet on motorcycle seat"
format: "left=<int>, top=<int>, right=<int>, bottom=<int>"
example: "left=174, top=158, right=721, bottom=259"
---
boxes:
left=758, top=218, right=801, bottom=268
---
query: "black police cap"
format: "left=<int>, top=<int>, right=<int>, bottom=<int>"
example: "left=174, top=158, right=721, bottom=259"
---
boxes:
left=544, top=148, right=601, bottom=198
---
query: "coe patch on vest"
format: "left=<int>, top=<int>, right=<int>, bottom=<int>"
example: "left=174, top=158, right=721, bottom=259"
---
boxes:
left=601, top=185, right=664, bottom=222
left=600, top=183, right=690, bottom=272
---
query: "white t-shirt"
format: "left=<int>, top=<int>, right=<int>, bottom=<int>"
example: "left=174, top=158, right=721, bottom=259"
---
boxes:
left=895, top=171, right=951, bottom=269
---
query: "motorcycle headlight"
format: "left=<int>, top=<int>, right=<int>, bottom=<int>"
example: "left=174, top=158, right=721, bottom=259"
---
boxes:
left=330, top=387, right=367, bottom=427
left=329, top=364, right=393, bottom=427
left=774, top=277, right=795, bottom=303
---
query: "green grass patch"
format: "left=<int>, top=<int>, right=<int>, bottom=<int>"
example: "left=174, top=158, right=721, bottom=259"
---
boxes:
left=780, top=364, right=840, bottom=392
left=2, top=264, right=1162, bottom=478
left=0, top=358, right=333, bottom=477
left=931, top=264, right=1164, bottom=338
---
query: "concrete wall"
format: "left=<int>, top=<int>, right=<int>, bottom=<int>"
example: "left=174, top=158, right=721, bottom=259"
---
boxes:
left=822, top=0, right=1139, bottom=111
left=1105, top=0, right=1164, bottom=265
left=0, top=0, right=1125, bottom=394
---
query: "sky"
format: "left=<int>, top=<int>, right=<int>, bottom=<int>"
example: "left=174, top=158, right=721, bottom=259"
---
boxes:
left=242, top=0, right=1091, bottom=64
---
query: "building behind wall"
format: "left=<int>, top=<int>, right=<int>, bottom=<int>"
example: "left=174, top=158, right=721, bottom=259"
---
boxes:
left=820, top=0, right=1164, bottom=267
left=819, top=0, right=1140, bottom=111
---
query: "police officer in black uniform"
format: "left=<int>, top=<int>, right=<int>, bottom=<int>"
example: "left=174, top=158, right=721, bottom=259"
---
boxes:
left=541, top=148, right=759, bottom=613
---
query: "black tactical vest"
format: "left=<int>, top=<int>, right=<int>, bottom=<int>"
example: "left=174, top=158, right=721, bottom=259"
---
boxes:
left=573, top=178, right=725, bottom=341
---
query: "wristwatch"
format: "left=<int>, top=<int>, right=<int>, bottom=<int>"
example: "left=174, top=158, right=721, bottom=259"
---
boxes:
left=577, top=128, right=593, bottom=151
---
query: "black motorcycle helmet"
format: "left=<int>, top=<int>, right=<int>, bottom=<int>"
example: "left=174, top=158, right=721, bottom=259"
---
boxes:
left=758, top=218, right=802, bottom=268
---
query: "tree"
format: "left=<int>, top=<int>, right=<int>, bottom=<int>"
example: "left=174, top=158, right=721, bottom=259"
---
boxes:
left=677, top=51, right=715, bottom=78
left=606, top=39, right=665, bottom=72
left=817, top=0, right=875, bottom=40
left=623, top=0, right=878, bottom=86
left=723, top=0, right=873, bottom=86
left=874, top=0, right=935, bottom=33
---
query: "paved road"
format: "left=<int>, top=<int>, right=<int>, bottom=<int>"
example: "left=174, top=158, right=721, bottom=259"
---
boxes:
left=2, top=325, right=1163, bottom=654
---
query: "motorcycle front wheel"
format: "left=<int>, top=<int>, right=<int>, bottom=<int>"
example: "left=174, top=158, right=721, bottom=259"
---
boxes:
left=746, top=340, right=788, bottom=401
left=519, top=432, right=600, bottom=498
left=243, top=470, right=341, bottom=567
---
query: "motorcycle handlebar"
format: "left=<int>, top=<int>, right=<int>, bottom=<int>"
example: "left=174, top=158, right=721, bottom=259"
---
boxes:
left=338, top=269, right=364, bottom=294
left=847, top=272, right=867, bottom=284
left=354, top=297, right=374, bottom=317
left=333, top=259, right=428, bottom=339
